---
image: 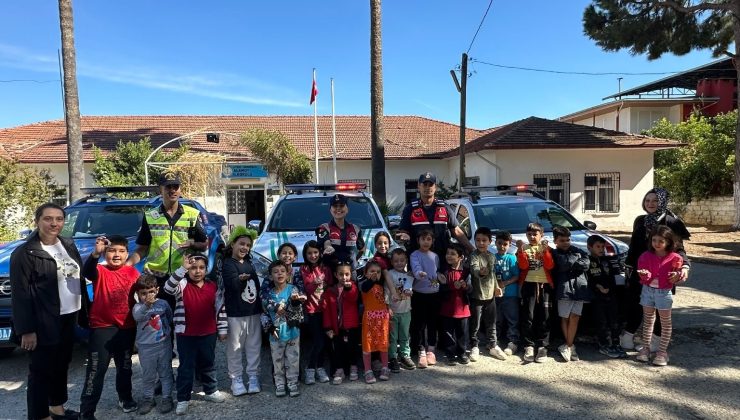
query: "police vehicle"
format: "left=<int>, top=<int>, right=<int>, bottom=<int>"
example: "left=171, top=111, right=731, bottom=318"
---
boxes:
left=250, top=183, right=392, bottom=277
left=0, top=186, right=227, bottom=354
left=447, top=185, right=629, bottom=263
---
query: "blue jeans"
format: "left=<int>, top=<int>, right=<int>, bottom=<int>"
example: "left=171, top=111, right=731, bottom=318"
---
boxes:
left=496, top=297, right=520, bottom=345
left=176, top=334, right=217, bottom=402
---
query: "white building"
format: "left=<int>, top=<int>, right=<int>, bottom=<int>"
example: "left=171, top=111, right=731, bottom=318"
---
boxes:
left=0, top=114, right=681, bottom=229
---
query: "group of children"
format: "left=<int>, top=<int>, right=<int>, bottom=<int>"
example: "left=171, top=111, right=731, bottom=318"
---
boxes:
left=78, top=217, right=683, bottom=417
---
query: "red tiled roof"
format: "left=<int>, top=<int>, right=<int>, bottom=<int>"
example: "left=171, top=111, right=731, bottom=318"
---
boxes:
left=0, top=115, right=485, bottom=163
left=448, top=116, right=682, bottom=156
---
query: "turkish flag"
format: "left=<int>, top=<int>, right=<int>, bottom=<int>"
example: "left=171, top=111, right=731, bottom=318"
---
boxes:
left=310, top=74, right=318, bottom=105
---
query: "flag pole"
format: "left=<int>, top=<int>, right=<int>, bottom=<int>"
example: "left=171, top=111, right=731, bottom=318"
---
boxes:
left=312, top=68, right=319, bottom=183
left=331, top=78, right=337, bottom=184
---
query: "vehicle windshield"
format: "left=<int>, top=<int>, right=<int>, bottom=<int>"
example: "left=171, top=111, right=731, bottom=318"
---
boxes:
left=268, top=196, right=383, bottom=231
left=61, top=205, right=145, bottom=238
left=472, top=201, right=583, bottom=234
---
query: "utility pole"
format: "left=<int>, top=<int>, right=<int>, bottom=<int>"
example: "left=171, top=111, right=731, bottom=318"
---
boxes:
left=451, top=53, right=468, bottom=186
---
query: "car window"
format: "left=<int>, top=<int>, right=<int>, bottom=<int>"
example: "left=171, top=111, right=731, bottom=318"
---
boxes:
left=456, top=205, right=471, bottom=239
left=472, top=201, right=582, bottom=234
left=268, top=196, right=382, bottom=231
left=64, top=205, right=145, bottom=238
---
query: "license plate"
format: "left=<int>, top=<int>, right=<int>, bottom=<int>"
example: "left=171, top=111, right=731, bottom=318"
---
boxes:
left=0, top=327, right=11, bottom=342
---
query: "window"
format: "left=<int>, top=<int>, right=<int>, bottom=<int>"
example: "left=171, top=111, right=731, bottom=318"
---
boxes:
left=533, top=173, right=570, bottom=208
left=404, top=179, right=418, bottom=204
left=583, top=172, right=620, bottom=213
left=227, top=189, right=247, bottom=214
left=268, top=196, right=382, bottom=231
left=455, top=205, right=471, bottom=239
left=52, top=186, right=68, bottom=207
left=463, top=176, right=480, bottom=187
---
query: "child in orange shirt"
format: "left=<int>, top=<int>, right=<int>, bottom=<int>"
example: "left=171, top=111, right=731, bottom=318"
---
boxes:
left=359, top=261, right=391, bottom=384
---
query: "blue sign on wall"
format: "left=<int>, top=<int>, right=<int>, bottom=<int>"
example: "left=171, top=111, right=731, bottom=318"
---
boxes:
left=223, top=164, right=268, bottom=179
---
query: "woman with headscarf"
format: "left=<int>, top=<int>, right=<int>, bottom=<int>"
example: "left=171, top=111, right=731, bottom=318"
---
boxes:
left=620, top=188, right=691, bottom=350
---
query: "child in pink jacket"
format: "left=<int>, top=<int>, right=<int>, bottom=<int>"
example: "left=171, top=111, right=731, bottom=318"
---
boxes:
left=636, top=226, right=683, bottom=367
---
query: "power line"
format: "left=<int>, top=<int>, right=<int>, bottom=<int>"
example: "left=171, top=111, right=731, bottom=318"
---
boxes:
left=0, top=79, right=60, bottom=83
left=470, top=59, right=681, bottom=76
left=466, top=0, right=494, bottom=55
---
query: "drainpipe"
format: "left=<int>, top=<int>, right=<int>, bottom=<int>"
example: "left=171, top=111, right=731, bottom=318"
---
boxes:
left=475, top=152, right=501, bottom=184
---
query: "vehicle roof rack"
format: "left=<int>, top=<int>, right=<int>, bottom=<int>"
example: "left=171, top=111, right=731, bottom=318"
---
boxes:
left=285, top=183, right=367, bottom=195
left=456, top=184, right=545, bottom=202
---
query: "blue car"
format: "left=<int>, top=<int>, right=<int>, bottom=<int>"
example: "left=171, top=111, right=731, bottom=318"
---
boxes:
left=0, top=187, right=227, bottom=354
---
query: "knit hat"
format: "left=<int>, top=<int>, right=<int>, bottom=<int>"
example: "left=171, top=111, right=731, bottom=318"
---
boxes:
left=228, top=225, right=258, bottom=245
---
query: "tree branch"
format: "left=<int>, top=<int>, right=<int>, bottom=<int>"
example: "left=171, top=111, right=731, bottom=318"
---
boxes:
left=651, top=0, right=733, bottom=13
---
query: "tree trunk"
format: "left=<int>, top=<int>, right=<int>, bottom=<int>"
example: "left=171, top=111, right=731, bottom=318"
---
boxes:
left=733, top=3, right=740, bottom=231
left=370, top=0, right=386, bottom=206
left=59, top=0, right=85, bottom=202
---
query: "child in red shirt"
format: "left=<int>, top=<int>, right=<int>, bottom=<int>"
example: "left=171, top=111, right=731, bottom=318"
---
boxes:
left=165, top=253, right=227, bottom=415
left=439, top=243, right=471, bottom=365
left=323, top=261, right=361, bottom=384
left=80, top=235, right=140, bottom=418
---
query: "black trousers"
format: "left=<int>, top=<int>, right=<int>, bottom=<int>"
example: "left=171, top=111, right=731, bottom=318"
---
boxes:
left=27, top=312, right=77, bottom=420
left=305, top=313, right=327, bottom=369
left=592, top=297, right=620, bottom=346
left=329, top=328, right=360, bottom=375
left=80, top=326, right=136, bottom=416
left=469, top=298, right=497, bottom=349
left=520, top=282, right=553, bottom=349
left=410, top=292, right=441, bottom=352
left=442, top=317, right=468, bottom=358
left=176, top=334, right=218, bottom=402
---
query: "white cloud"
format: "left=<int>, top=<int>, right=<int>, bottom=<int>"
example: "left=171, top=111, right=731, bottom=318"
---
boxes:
left=0, top=43, right=303, bottom=107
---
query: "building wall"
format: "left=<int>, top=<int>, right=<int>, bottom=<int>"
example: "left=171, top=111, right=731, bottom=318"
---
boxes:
left=474, top=149, right=654, bottom=229
left=571, top=104, right=685, bottom=135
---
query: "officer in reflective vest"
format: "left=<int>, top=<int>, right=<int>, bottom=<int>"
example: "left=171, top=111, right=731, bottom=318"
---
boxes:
left=127, top=172, right=207, bottom=305
left=396, top=172, right=473, bottom=259
left=316, top=193, right=365, bottom=271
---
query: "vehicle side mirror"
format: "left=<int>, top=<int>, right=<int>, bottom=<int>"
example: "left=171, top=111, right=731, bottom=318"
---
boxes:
left=584, top=221, right=597, bottom=230
left=248, top=220, right=263, bottom=232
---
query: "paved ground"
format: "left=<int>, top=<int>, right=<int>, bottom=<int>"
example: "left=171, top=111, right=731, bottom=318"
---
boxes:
left=1, top=262, right=738, bottom=419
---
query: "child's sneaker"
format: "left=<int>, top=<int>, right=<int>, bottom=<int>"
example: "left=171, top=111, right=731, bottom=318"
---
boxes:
left=469, top=347, right=480, bottom=362
left=159, top=397, right=174, bottom=414
left=316, top=367, right=330, bottom=383
left=417, top=352, right=428, bottom=369
left=287, top=382, right=300, bottom=397
left=652, top=351, right=669, bottom=366
left=231, top=376, right=247, bottom=396
left=399, top=356, right=416, bottom=370
left=557, top=344, right=571, bottom=363
left=379, top=367, right=390, bottom=381
left=304, top=368, right=316, bottom=385
left=446, top=355, right=458, bottom=366
left=610, top=344, right=628, bottom=358
left=118, top=399, right=138, bottom=413
left=203, top=390, right=225, bottom=403
left=620, top=331, right=635, bottom=350
left=247, top=375, right=261, bottom=394
left=570, top=345, right=579, bottom=362
left=389, top=358, right=401, bottom=373
left=599, top=344, right=619, bottom=358
left=426, top=348, right=437, bottom=365
left=364, top=370, right=377, bottom=384
left=332, top=369, right=344, bottom=385
left=459, top=354, right=470, bottom=365
left=636, top=347, right=650, bottom=362
left=504, top=342, right=517, bottom=356
left=523, top=346, right=535, bottom=362
left=138, top=399, right=155, bottom=415
left=275, top=384, right=287, bottom=397
left=535, top=347, right=550, bottom=363
left=349, top=365, right=359, bottom=381
left=175, top=401, right=188, bottom=416
left=489, top=345, right=507, bottom=360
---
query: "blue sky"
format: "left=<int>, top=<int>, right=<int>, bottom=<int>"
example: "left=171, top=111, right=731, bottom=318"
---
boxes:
left=0, top=0, right=720, bottom=130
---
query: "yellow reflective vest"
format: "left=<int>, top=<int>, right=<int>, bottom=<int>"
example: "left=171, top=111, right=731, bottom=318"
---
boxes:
left=143, top=204, right=201, bottom=277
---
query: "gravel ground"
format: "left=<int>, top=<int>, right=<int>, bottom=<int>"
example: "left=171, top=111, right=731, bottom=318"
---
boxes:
left=1, top=262, right=738, bottom=420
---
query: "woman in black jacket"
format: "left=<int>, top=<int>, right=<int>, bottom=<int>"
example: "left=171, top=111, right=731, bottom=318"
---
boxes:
left=11, top=203, right=86, bottom=420
left=620, top=188, right=691, bottom=351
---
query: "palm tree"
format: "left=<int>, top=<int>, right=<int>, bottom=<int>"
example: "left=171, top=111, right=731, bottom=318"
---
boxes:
left=370, top=0, right=386, bottom=206
left=58, top=0, right=84, bottom=201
